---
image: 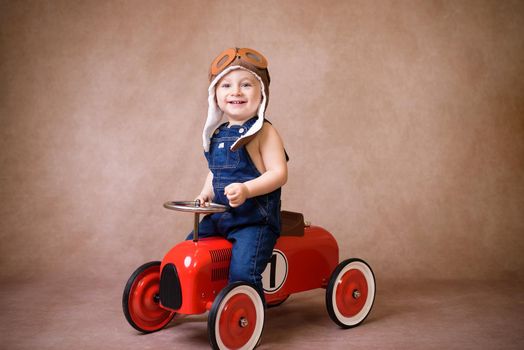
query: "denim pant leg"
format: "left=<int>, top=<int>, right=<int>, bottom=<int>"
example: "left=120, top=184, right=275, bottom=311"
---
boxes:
left=227, top=225, right=279, bottom=298
left=185, top=214, right=220, bottom=240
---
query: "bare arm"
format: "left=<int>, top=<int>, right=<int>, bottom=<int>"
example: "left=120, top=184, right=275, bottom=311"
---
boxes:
left=196, top=171, right=214, bottom=204
left=225, top=123, right=287, bottom=207
left=244, top=123, right=287, bottom=196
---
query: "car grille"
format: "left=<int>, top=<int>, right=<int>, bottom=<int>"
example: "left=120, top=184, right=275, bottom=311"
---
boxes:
left=209, top=248, right=232, bottom=263
left=210, top=248, right=232, bottom=281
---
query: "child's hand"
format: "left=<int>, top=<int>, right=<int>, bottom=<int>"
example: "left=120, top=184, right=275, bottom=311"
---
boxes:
left=224, top=183, right=249, bottom=207
left=195, top=193, right=212, bottom=207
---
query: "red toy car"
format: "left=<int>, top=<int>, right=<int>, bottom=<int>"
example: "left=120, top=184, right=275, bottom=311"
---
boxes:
left=123, top=201, right=375, bottom=350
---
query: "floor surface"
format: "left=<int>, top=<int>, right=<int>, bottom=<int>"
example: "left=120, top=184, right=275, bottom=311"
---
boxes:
left=1, top=277, right=523, bottom=349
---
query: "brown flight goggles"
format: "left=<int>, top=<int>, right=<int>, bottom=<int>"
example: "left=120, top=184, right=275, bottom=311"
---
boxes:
left=210, top=48, right=268, bottom=76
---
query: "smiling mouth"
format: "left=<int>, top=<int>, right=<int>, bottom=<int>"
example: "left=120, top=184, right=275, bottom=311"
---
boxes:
left=228, top=101, right=246, bottom=104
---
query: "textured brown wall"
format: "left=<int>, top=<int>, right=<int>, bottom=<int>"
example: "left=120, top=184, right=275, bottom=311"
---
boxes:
left=1, top=0, right=523, bottom=284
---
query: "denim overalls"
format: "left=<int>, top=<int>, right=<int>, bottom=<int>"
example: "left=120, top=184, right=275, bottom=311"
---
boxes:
left=187, top=116, right=281, bottom=296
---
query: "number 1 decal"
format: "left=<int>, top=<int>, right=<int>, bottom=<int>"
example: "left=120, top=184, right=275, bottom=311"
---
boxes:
left=262, top=249, right=288, bottom=294
left=269, top=253, right=277, bottom=288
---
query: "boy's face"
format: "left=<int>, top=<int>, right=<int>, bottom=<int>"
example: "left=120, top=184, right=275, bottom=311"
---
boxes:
left=215, top=69, right=262, bottom=124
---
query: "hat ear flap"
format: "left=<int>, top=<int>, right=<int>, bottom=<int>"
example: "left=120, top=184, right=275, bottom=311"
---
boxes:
left=214, top=94, right=220, bottom=110
left=203, top=82, right=224, bottom=151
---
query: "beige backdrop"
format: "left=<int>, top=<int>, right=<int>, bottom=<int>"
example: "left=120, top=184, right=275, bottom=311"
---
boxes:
left=1, top=0, right=523, bottom=286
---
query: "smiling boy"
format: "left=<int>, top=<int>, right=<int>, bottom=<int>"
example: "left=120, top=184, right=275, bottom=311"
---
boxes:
left=188, top=48, right=287, bottom=298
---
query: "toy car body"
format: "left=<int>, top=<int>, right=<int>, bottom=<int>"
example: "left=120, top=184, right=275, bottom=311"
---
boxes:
left=123, top=202, right=375, bottom=350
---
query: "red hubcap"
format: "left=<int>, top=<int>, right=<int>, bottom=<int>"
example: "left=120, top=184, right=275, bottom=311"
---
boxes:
left=129, top=266, right=173, bottom=331
left=219, top=293, right=257, bottom=349
left=336, top=268, right=368, bottom=317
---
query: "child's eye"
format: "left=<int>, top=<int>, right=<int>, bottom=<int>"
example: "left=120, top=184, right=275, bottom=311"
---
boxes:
left=220, top=83, right=231, bottom=88
left=241, top=83, right=252, bottom=88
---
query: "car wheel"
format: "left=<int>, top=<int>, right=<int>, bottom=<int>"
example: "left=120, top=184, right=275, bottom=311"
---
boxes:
left=122, top=261, right=176, bottom=333
left=208, top=282, right=265, bottom=350
left=326, top=258, right=376, bottom=328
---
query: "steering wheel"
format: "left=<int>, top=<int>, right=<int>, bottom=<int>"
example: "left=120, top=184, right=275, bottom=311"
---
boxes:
left=163, top=200, right=227, bottom=214
left=163, top=200, right=227, bottom=242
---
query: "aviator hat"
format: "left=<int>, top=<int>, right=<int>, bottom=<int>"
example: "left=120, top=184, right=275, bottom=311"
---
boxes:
left=202, top=47, right=270, bottom=152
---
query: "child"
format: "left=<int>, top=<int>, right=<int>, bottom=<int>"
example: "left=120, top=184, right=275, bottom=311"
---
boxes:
left=187, top=47, right=287, bottom=299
